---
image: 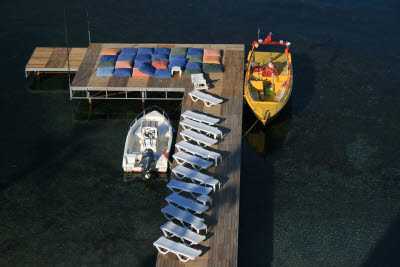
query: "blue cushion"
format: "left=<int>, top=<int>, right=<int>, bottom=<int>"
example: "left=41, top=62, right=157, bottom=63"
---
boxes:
left=168, top=58, right=188, bottom=68
left=186, top=62, right=202, bottom=69
left=187, top=48, right=203, bottom=56
left=154, top=48, right=171, bottom=55
left=151, top=54, right=169, bottom=61
left=137, top=47, right=154, bottom=55
left=134, top=61, right=145, bottom=68
left=139, top=63, right=156, bottom=77
left=154, top=69, right=172, bottom=78
left=99, top=55, right=118, bottom=61
left=96, top=67, right=114, bottom=77
left=169, top=54, right=186, bottom=59
left=120, top=48, right=138, bottom=56
left=113, top=68, right=133, bottom=77
left=135, top=54, right=151, bottom=62
left=117, top=54, right=135, bottom=61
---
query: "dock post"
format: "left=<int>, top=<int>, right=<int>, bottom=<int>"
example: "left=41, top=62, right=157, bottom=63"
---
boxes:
left=88, top=98, right=92, bottom=105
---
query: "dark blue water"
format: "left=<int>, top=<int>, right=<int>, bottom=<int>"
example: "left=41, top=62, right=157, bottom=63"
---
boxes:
left=1, top=0, right=399, bottom=266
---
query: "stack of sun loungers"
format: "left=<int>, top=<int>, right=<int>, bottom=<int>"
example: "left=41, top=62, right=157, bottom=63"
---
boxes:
left=153, top=109, right=223, bottom=262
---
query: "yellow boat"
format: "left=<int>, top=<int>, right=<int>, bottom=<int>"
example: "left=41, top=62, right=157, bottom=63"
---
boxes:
left=244, top=33, right=293, bottom=125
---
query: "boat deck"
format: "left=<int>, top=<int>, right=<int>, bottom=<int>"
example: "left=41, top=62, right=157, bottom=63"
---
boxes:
left=156, top=44, right=244, bottom=267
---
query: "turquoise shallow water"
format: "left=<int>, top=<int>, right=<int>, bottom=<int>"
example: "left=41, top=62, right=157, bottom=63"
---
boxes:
left=1, top=0, right=400, bottom=266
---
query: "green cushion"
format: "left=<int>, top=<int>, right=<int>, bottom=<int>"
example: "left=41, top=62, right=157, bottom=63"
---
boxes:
left=170, top=47, right=188, bottom=55
left=184, top=68, right=202, bottom=78
left=202, top=63, right=224, bottom=73
left=186, top=55, right=203, bottom=63
left=98, top=61, right=116, bottom=68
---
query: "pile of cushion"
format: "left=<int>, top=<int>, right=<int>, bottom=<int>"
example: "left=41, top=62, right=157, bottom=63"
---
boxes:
left=96, top=47, right=224, bottom=78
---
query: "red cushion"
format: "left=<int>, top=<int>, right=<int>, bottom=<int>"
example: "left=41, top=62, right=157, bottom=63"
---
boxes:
left=100, top=48, right=121, bottom=56
left=203, top=49, right=221, bottom=57
left=115, top=60, right=133, bottom=69
left=151, top=61, right=169, bottom=69
left=132, top=68, right=150, bottom=78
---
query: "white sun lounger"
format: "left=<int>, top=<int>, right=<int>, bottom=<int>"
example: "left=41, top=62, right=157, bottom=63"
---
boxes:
left=167, top=179, right=212, bottom=197
left=161, top=204, right=207, bottom=233
left=191, top=73, right=204, bottom=84
left=176, top=141, right=222, bottom=165
left=153, top=236, right=202, bottom=262
left=166, top=192, right=209, bottom=214
left=181, top=110, right=220, bottom=125
left=172, top=165, right=221, bottom=192
left=180, top=119, right=222, bottom=139
left=189, top=90, right=223, bottom=107
left=180, top=129, right=218, bottom=147
left=173, top=151, right=213, bottom=170
left=160, top=221, right=206, bottom=246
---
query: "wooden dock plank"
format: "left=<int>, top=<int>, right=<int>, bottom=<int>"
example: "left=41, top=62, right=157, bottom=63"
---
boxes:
left=71, top=44, right=103, bottom=87
left=25, top=47, right=87, bottom=72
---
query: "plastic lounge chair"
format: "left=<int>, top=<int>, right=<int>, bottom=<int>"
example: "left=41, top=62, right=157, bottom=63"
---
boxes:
left=160, top=221, right=206, bottom=246
left=173, top=151, right=213, bottom=170
left=181, top=110, right=220, bottom=125
left=191, top=73, right=204, bottom=83
left=166, top=192, right=209, bottom=214
left=176, top=140, right=222, bottom=165
left=172, top=165, right=220, bottom=192
left=180, top=129, right=218, bottom=147
left=193, top=77, right=208, bottom=90
left=153, top=236, right=202, bottom=262
left=180, top=119, right=222, bottom=139
left=161, top=204, right=207, bottom=233
left=188, top=90, right=223, bottom=107
left=167, top=179, right=212, bottom=197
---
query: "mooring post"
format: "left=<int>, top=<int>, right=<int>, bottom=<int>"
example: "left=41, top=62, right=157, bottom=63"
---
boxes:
left=88, top=98, right=92, bottom=105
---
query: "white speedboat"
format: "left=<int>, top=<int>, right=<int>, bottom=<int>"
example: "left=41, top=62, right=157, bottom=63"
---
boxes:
left=122, top=106, right=173, bottom=178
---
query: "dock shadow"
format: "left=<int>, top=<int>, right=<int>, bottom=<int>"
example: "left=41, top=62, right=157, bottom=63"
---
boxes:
left=203, top=73, right=220, bottom=89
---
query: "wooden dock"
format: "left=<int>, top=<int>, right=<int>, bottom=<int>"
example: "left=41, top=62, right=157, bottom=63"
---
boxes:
left=69, top=43, right=244, bottom=101
left=25, top=47, right=87, bottom=77
left=25, top=43, right=245, bottom=266
left=153, top=44, right=244, bottom=267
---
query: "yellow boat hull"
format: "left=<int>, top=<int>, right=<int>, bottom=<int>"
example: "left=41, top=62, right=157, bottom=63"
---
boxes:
left=244, top=51, right=293, bottom=125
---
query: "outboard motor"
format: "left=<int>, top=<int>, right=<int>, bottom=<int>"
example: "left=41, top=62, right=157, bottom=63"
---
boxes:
left=140, top=149, right=155, bottom=179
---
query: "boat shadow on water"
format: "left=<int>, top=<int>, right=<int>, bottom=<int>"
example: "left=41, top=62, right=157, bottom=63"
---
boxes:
left=239, top=53, right=315, bottom=266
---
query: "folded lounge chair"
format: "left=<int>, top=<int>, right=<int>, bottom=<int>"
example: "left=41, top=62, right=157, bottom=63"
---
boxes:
left=166, top=192, right=209, bottom=214
left=173, top=151, right=213, bottom=170
left=161, top=204, right=207, bottom=233
left=180, top=129, right=218, bottom=147
left=153, top=236, right=202, bottom=262
left=167, top=179, right=212, bottom=197
left=181, top=110, right=220, bottom=125
left=160, top=221, right=206, bottom=246
left=180, top=119, right=222, bottom=139
left=172, top=165, right=220, bottom=192
left=189, top=90, right=223, bottom=107
left=176, top=140, right=222, bottom=165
